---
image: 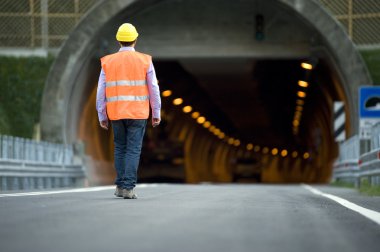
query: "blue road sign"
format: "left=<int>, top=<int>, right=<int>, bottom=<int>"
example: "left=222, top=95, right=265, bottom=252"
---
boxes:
left=359, top=86, right=380, bottom=118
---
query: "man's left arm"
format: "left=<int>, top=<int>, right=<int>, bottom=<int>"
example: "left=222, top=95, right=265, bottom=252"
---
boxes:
left=147, top=62, right=161, bottom=127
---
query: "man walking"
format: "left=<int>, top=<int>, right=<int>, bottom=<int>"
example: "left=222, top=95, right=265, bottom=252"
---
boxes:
left=96, top=23, right=161, bottom=199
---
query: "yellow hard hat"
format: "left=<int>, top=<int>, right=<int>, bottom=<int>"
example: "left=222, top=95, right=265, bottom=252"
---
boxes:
left=116, top=23, right=139, bottom=42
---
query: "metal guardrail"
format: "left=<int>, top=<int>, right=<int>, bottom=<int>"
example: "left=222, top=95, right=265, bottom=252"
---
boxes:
left=333, top=123, right=380, bottom=186
left=360, top=123, right=380, bottom=185
left=336, top=135, right=360, bottom=162
left=333, top=135, right=361, bottom=186
left=0, top=135, right=73, bottom=164
left=371, top=122, right=380, bottom=150
left=0, top=135, right=85, bottom=191
left=359, top=148, right=380, bottom=186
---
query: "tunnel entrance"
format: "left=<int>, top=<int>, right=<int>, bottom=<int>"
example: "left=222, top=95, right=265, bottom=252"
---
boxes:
left=79, top=58, right=341, bottom=184
left=41, top=0, right=372, bottom=185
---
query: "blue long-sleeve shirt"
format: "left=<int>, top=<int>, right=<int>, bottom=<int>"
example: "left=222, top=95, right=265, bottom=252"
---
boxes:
left=96, top=46, right=161, bottom=122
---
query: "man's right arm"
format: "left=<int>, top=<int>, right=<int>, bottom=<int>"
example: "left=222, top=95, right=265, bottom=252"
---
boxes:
left=96, top=68, right=108, bottom=129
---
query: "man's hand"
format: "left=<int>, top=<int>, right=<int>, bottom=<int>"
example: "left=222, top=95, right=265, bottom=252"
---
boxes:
left=100, top=120, right=109, bottom=130
left=152, top=118, right=161, bottom=127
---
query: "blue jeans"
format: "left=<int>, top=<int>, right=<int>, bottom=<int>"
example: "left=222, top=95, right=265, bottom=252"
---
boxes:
left=111, top=119, right=147, bottom=190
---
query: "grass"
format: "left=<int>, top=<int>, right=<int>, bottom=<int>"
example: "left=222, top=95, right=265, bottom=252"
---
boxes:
left=330, top=180, right=355, bottom=188
left=359, top=180, right=380, bottom=196
left=331, top=179, right=380, bottom=196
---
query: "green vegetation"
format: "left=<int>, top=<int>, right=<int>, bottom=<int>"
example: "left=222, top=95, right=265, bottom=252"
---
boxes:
left=330, top=180, right=355, bottom=188
left=360, top=49, right=380, bottom=85
left=0, top=106, right=10, bottom=134
left=0, top=56, right=54, bottom=138
left=359, top=179, right=380, bottom=196
left=331, top=179, right=380, bottom=196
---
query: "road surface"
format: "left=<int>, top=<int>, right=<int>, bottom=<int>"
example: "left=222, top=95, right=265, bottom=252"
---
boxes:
left=1, top=184, right=379, bottom=252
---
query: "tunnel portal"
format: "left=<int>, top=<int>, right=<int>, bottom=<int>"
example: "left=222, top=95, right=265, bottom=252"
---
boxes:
left=41, top=0, right=372, bottom=185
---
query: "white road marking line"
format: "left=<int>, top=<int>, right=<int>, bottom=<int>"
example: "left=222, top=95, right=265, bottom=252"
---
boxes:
left=0, top=184, right=158, bottom=198
left=0, top=186, right=115, bottom=197
left=137, top=183, right=160, bottom=188
left=302, top=184, right=380, bottom=225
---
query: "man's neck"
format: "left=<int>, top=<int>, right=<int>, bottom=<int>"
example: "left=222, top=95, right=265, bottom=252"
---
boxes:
left=119, top=46, right=135, bottom=51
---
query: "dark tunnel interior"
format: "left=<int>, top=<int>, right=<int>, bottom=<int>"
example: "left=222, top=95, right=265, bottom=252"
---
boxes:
left=79, top=57, right=343, bottom=185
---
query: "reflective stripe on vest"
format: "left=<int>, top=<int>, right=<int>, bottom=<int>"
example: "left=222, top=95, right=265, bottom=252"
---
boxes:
left=106, top=80, right=147, bottom=87
left=106, top=95, right=150, bottom=102
left=101, top=51, right=151, bottom=120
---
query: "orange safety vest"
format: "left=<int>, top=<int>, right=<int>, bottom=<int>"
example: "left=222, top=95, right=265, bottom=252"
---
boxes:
left=101, top=51, right=151, bottom=120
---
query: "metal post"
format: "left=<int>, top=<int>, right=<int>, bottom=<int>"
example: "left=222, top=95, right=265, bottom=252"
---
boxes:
left=74, top=0, right=80, bottom=23
left=348, top=0, right=353, bottom=39
left=63, top=177, right=69, bottom=187
left=360, top=139, right=371, bottom=155
left=1, top=177, right=7, bottom=191
left=28, top=178, right=33, bottom=189
left=46, top=177, right=52, bottom=188
left=22, top=177, right=29, bottom=190
left=37, top=177, right=44, bottom=189
left=15, top=137, right=20, bottom=160
left=29, top=0, right=35, bottom=47
left=40, top=0, right=49, bottom=49
left=25, top=139, right=30, bottom=161
left=3, top=135, right=8, bottom=158
left=54, top=177, right=60, bottom=188
left=30, top=177, right=36, bottom=189
left=5, top=136, right=10, bottom=159
left=11, top=136, right=15, bottom=159
left=38, top=143, right=43, bottom=162
left=12, top=177, right=20, bottom=191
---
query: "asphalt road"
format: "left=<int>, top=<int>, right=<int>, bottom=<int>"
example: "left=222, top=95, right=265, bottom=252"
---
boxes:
left=1, top=184, right=379, bottom=252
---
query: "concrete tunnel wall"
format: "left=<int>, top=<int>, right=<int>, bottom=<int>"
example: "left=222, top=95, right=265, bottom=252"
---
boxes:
left=40, top=0, right=372, bottom=184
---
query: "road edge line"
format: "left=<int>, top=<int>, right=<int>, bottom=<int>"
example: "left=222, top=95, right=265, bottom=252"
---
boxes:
left=302, top=184, right=380, bottom=226
left=0, top=185, right=115, bottom=198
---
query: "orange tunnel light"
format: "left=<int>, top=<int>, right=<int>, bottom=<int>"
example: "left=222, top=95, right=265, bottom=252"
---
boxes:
left=297, top=91, right=306, bottom=98
left=162, top=90, right=172, bottom=97
left=298, top=80, right=309, bottom=88
left=183, top=105, right=192, bottom=113
left=281, top=150, right=288, bottom=157
left=191, top=111, right=200, bottom=119
left=233, top=139, right=241, bottom=147
left=173, top=98, right=183, bottom=105
left=271, top=148, right=278, bottom=155
left=246, top=143, right=253, bottom=151
left=197, top=116, right=206, bottom=124
left=301, top=62, right=313, bottom=70
left=203, top=121, right=211, bottom=128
